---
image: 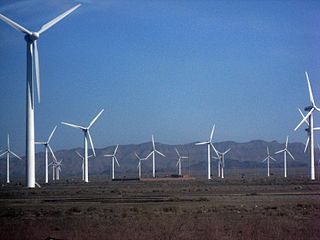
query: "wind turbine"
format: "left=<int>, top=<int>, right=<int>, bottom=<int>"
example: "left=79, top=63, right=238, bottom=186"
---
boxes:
left=0, top=4, right=81, bottom=188
left=49, top=159, right=57, bottom=181
left=0, top=135, right=22, bottom=183
left=298, top=108, right=310, bottom=153
left=135, top=152, right=147, bottom=179
left=195, top=125, right=219, bottom=180
left=294, top=72, right=320, bottom=180
left=55, top=160, right=63, bottom=181
left=218, top=148, right=231, bottom=179
left=76, top=151, right=93, bottom=181
left=262, top=147, right=276, bottom=177
left=275, top=136, right=295, bottom=178
left=104, top=145, right=120, bottom=180
left=35, top=126, right=57, bottom=183
left=175, top=148, right=188, bottom=176
left=145, top=135, right=166, bottom=178
left=61, top=109, right=104, bottom=183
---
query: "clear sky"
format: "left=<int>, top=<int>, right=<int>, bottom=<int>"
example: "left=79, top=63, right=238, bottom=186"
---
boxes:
left=0, top=0, right=320, bottom=155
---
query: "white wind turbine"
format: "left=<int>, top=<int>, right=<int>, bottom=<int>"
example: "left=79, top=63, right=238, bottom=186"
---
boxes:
left=55, top=160, right=63, bottom=181
left=146, top=135, right=166, bottom=178
left=195, top=125, right=219, bottom=180
left=135, top=152, right=147, bottom=179
left=294, top=72, right=320, bottom=180
left=298, top=108, right=310, bottom=153
left=35, top=126, right=57, bottom=183
left=76, top=151, right=93, bottom=181
left=218, top=148, right=231, bottom=179
left=275, top=136, right=295, bottom=178
left=104, top=145, right=120, bottom=180
left=48, top=159, right=57, bottom=181
left=175, top=148, right=188, bottom=176
left=0, top=135, right=22, bottom=183
left=0, top=4, right=81, bottom=188
left=62, top=109, right=104, bottom=183
left=262, top=147, right=276, bottom=177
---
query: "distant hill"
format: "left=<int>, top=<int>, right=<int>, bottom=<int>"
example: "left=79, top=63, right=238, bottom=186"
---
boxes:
left=0, top=140, right=312, bottom=181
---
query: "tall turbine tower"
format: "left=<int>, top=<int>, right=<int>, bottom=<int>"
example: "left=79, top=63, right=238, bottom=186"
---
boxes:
left=195, top=125, right=219, bottom=180
left=175, top=148, right=188, bottom=176
left=275, top=136, right=295, bottom=178
left=0, top=135, right=22, bottom=183
left=76, top=151, right=93, bottom=181
left=35, top=126, right=57, bottom=183
left=294, top=72, right=320, bottom=180
left=0, top=4, right=81, bottom=188
left=262, top=147, right=276, bottom=177
left=104, top=145, right=120, bottom=180
left=62, top=109, right=104, bottom=183
left=146, top=135, right=166, bottom=178
left=135, top=153, right=147, bottom=179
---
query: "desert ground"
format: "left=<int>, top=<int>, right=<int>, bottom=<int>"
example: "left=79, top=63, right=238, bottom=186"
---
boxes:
left=0, top=169, right=320, bottom=240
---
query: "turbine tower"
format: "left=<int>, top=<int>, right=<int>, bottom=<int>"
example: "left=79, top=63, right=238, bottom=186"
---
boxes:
left=62, top=109, right=104, bottom=183
left=262, top=147, right=276, bottom=177
left=35, top=126, right=57, bottom=183
left=294, top=72, right=320, bottom=180
left=55, top=160, right=63, bottom=181
left=0, top=4, right=81, bottom=188
left=275, top=136, right=295, bottom=178
left=146, top=135, right=166, bottom=178
left=135, top=152, right=147, bottom=179
left=195, top=125, right=219, bottom=180
left=218, top=148, right=231, bottom=179
left=175, top=148, right=188, bottom=176
left=104, top=145, right=120, bottom=180
left=76, top=151, right=93, bottom=181
left=0, top=135, right=22, bottom=183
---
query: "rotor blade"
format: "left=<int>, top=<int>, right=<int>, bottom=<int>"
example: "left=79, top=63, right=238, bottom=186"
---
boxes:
left=88, top=109, right=104, bottom=128
left=47, top=125, right=57, bottom=143
left=286, top=150, right=295, bottom=160
left=35, top=141, right=46, bottom=145
left=295, top=109, right=313, bottom=131
left=275, top=149, right=285, bottom=154
left=33, top=40, right=41, bottom=103
left=48, top=145, right=57, bottom=162
left=305, top=72, right=315, bottom=106
left=135, top=152, right=141, bottom=160
left=210, top=143, right=219, bottom=157
left=114, top=144, right=119, bottom=155
left=175, top=148, right=180, bottom=157
left=176, top=159, right=180, bottom=167
left=270, top=156, right=277, bottom=162
left=104, top=154, right=113, bottom=157
left=146, top=151, right=153, bottom=159
left=9, top=150, right=22, bottom=160
left=88, top=155, right=93, bottom=158
left=267, top=147, right=270, bottom=155
left=152, top=135, right=155, bottom=150
left=262, top=157, right=268, bottom=162
left=223, top=148, right=231, bottom=155
left=0, top=14, right=32, bottom=34
left=285, top=136, right=289, bottom=148
left=298, top=108, right=309, bottom=126
left=87, top=131, right=96, bottom=156
left=0, top=151, right=8, bottom=158
left=61, top=121, right=84, bottom=129
left=304, top=137, right=310, bottom=153
left=114, top=156, right=120, bottom=167
left=181, top=156, right=189, bottom=159
left=195, top=141, right=209, bottom=145
left=76, top=151, right=83, bottom=159
left=313, top=127, right=320, bottom=131
left=7, top=134, right=10, bottom=150
left=209, top=124, right=215, bottom=142
left=155, top=149, right=166, bottom=157
left=37, top=4, right=81, bottom=35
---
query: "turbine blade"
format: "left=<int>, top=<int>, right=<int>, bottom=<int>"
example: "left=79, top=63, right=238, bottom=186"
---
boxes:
left=76, top=151, right=83, bottom=159
left=294, top=109, right=313, bottom=131
left=267, top=147, right=269, bottom=155
left=155, top=150, right=165, bottom=157
left=270, top=156, right=276, bottom=162
left=88, top=109, right=104, bottom=128
left=135, top=152, right=141, bottom=160
left=286, top=150, right=295, bottom=160
left=304, top=137, right=310, bottom=153
left=0, top=151, right=8, bottom=158
left=146, top=151, right=153, bottom=159
left=152, top=135, right=155, bottom=150
left=210, top=143, right=219, bottom=157
left=305, top=72, right=315, bottom=106
left=195, top=141, right=209, bottom=145
left=175, top=148, right=180, bottom=157
left=9, top=150, right=22, bottom=160
left=37, top=4, right=81, bottom=35
left=61, top=121, right=84, bottom=129
left=313, top=127, right=320, bottom=131
left=262, top=157, right=268, bottom=162
left=114, top=156, right=120, bottom=167
left=114, top=144, right=119, bottom=155
left=33, top=40, right=40, bottom=103
left=275, top=149, right=285, bottom=154
left=35, top=142, right=46, bottom=145
left=47, top=125, right=57, bottom=143
left=7, top=134, right=10, bottom=150
left=0, top=14, right=32, bottom=34
left=104, top=154, right=113, bottom=157
left=48, top=145, right=57, bottom=162
left=209, top=124, right=215, bottom=142
left=181, top=156, right=189, bottom=159
left=298, top=108, right=309, bottom=126
left=87, top=131, right=96, bottom=156
left=285, top=136, right=289, bottom=148
left=223, top=148, right=231, bottom=155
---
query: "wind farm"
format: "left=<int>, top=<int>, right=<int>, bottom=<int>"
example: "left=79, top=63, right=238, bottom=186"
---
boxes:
left=0, top=1, right=320, bottom=239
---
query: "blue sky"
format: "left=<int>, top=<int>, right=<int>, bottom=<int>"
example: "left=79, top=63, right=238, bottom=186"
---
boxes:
left=0, top=0, right=320, bottom=154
